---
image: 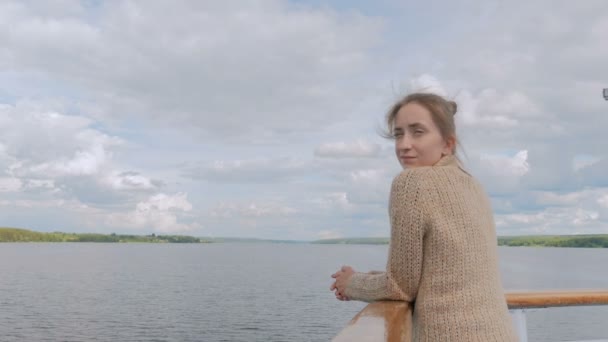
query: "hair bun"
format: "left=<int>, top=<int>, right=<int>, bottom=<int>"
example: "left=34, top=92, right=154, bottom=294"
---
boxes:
left=447, top=101, right=458, bottom=116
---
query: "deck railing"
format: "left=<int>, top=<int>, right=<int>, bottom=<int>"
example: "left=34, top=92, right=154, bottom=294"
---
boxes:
left=332, top=289, right=608, bottom=342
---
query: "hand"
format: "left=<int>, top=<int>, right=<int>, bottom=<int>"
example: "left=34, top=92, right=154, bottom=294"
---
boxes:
left=330, top=265, right=355, bottom=301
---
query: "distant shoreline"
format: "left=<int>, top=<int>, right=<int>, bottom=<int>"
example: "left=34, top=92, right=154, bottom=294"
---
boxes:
left=311, top=235, right=608, bottom=248
left=2, top=227, right=607, bottom=247
left=0, top=227, right=210, bottom=243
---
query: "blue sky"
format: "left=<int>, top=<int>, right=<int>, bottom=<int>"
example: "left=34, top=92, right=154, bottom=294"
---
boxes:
left=1, top=0, right=607, bottom=240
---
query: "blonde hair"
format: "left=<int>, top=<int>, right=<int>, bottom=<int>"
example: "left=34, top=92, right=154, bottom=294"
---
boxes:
left=383, top=92, right=459, bottom=155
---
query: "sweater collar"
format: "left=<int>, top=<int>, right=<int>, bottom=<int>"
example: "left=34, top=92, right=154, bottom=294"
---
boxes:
left=433, top=154, right=459, bottom=168
left=433, top=154, right=471, bottom=176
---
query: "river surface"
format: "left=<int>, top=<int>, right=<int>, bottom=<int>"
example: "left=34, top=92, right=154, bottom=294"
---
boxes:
left=1, top=243, right=607, bottom=341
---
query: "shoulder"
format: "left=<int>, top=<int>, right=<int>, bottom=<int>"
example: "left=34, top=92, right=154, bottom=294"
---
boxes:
left=391, top=167, right=433, bottom=199
left=392, top=165, right=469, bottom=197
left=391, top=166, right=436, bottom=189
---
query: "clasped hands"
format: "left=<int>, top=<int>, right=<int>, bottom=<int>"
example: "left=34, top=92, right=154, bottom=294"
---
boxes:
left=330, top=265, right=355, bottom=301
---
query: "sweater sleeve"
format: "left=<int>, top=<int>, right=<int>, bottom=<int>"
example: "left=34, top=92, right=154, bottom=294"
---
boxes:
left=344, top=170, right=427, bottom=302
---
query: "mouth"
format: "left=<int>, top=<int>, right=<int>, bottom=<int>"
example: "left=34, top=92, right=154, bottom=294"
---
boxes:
left=399, top=156, right=416, bottom=163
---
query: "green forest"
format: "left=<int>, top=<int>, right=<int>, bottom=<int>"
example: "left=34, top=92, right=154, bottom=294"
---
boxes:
left=313, top=235, right=608, bottom=248
left=497, top=235, right=608, bottom=248
left=0, top=227, right=210, bottom=243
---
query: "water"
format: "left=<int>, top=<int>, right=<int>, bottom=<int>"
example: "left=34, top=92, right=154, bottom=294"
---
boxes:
left=0, top=243, right=607, bottom=342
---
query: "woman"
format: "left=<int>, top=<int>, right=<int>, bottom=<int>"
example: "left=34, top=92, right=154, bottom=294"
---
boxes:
left=330, top=93, right=518, bottom=341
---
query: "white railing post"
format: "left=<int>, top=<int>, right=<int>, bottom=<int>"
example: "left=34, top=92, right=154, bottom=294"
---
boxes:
left=510, top=309, right=528, bottom=342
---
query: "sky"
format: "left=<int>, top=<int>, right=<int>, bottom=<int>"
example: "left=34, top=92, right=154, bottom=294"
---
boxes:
left=1, top=0, right=607, bottom=240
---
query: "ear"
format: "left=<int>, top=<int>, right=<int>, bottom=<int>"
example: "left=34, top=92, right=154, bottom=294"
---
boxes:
left=442, top=136, right=456, bottom=156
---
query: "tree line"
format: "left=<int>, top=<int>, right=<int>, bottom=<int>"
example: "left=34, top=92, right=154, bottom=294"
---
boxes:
left=312, top=235, right=608, bottom=248
left=497, top=235, right=608, bottom=248
left=0, top=227, right=209, bottom=243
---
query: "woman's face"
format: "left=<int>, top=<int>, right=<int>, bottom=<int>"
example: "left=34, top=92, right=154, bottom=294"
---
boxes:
left=393, top=102, right=451, bottom=169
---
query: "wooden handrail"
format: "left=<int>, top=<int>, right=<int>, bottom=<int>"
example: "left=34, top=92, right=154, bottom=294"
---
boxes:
left=332, top=301, right=413, bottom=342
left=333, top=289, right=608, bottom=341
left=506, top=289, right=608, bottom=309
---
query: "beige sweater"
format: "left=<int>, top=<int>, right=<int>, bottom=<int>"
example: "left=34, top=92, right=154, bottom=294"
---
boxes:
left=344, top=155, right=518, bottom=342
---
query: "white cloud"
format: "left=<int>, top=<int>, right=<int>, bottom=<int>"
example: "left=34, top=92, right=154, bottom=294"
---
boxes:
left=465, top=150, right=530, bottom=196
left=573, top=154, right=601, bottom=172
left=0, top=198, right=91, bottom=211
left=0, top=0, right=385, bottom=141
left=496, top=209, right=602, bottom=235
left=577, top=157, right=608, bottom=187
left=315, top=140, right=381, bottom=159
left=573, top=208, right=599, bottom=226
left=210, top=201, right=297, bottom=219
left=317, top=230, right=342, bottom=240
left=597, top=195, right=608, bottom=209
left=107, top=193, right=196, bottom=233
left=186, top=157, right=308, bottom=183
left=0, top=103, right=122, bottom=178
left=349, top=169, right=386, bottom=184
left=456, top=89, right=541, bottom=129
left=0, top=177, right=22, bottom=192
left=536, top=191, right=584, bottom=207
left=480, top=150, right=530, bottom=178
left=407, top=74, right=448, bottom=96
left=0, top=101, right=166, bottom=209
left=313, top=192, right=353, bottom=212
left=30, top=142, right=108, bottom=177
left=104, top=171, right=157, bottom=191
left=495, top=187, right=608, bottom=235
left=24, top=179, right=55, bottom=190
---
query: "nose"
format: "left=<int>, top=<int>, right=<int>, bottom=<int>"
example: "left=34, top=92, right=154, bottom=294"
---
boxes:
left=396, top=134, right=412, bottom=151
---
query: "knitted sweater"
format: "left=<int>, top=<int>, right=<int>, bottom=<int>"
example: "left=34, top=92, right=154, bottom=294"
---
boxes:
left=344, top=155, right=518, bottom=342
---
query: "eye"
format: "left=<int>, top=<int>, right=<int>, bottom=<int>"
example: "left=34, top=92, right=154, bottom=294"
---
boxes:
left=413, top=130, right=424, bottom=136
left=392, top=132, right=403, bottom=138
